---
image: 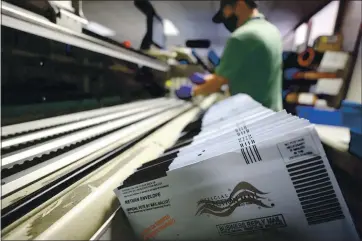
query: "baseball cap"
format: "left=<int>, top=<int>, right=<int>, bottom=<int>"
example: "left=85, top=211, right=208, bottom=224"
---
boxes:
left=212, top=0, right=258, bottom=23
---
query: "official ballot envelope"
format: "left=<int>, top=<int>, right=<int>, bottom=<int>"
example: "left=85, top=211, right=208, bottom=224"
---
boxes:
left=115, top=94, right=359, bottom=241
left=115, top=126, right=359, bottom=241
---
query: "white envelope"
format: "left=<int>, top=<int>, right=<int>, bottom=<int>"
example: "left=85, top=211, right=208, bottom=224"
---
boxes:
left=171, top=119, right=311, bottom=171
left=116, top=126, right=359, bottom=241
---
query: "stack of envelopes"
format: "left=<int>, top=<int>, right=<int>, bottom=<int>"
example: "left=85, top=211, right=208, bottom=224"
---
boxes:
left=115, top=94, right=359, bottom=241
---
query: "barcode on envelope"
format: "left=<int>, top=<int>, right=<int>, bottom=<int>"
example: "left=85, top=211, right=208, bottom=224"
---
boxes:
left=240, top=143, right=262, bottom=164
left=286, top=156, right=345, bottom=225
left=235, top=125, right=262, bottom=164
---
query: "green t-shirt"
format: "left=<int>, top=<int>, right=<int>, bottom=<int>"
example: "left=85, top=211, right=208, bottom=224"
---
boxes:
left=216, top=14, right=283, bottom=111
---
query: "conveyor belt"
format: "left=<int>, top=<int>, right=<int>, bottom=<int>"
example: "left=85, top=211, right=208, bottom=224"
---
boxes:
left=1, top=101, right=173, bottom=148
left=2, top=103, right=183, bottom=169
left=2, top=98, right=187, bottom=228
left=1, top=103, right=192, bottom=227
left=1, top=98, right=172, bottom=137
left=1, top=99, right=186, bottom=217
left=1, top=105, right=182, bottom=197
left=1, top=94, right=218, bottom=240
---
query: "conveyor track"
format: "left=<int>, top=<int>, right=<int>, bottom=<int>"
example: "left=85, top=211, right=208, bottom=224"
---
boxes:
left=1, top=103, right=190, bottom=196
left=2, top=103, right=182, bottom=169
left=1, top=98, right=172, bottom=137
left=0, top=95, right=218, bottom=240
left=1, top=103, right=193, bottom=227
left=1, top=101, right=171, bottom=149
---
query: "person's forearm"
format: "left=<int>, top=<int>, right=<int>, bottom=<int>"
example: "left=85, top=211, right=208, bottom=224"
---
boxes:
left=193, top=74, right=228, bottom=96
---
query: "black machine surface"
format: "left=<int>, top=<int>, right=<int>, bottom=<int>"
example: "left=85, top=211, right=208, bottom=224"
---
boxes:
left=2, top=0, right=169, bottom=125
left=136, top=0, right=166, bottom=50
left=152, top=15, right=166, bottom=49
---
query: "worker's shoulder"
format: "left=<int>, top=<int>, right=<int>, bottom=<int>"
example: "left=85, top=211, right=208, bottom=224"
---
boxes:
left=231, top=20, right=281, bottom=45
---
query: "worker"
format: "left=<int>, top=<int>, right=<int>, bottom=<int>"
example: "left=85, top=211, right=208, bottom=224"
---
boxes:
left=176, top=0, right=283, bottom=112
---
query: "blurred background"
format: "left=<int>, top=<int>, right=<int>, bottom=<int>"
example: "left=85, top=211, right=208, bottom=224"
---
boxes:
left=2, top=0, right=361, bottom=125
left=1, top=1, right=362, bottom=240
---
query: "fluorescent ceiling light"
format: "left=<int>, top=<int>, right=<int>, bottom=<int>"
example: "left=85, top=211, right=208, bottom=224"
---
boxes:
left=163, top=19, right=179, bottom=36
left=85, top=21, right=116, bottom=37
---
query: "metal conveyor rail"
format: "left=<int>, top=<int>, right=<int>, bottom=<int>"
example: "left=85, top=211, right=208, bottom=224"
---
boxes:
left=1, top=103, right=193, bottom=198
left=2, top=103, right=182, bottom=168
left=1, top=98, right=172, bottom=137
left=1, top=94, right=218, bottom=240
left=1, top=101, right=172, bottom=149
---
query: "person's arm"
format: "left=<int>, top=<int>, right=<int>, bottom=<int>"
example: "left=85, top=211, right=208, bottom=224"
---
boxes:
left=175, top=35, right=260, bottom=99
left=193, top=37, right=251, bottom=96
left=193, top=74, right=228, bottom=96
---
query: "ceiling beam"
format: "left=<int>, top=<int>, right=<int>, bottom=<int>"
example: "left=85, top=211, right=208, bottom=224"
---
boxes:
left=282, top=0, right=332, bottom=39
left=334, top=0, right=348, bottom=34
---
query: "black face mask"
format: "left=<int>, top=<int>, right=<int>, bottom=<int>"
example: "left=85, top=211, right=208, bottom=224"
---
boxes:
left=223, top=14, right=238, bottom=33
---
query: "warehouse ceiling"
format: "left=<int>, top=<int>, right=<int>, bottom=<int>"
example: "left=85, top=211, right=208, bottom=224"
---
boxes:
left=83, top=0, right=330, bottom=54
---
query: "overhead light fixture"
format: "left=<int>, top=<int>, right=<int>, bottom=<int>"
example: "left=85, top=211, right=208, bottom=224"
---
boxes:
left=163, top=19, right=179, bottom=36
left=85, top=21, right=116, bottom=37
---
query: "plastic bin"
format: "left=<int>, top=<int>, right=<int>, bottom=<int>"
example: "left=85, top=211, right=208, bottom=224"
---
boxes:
left=296, top=106, right=342, bottom=126
left=341, top=101, right=362, bottom=133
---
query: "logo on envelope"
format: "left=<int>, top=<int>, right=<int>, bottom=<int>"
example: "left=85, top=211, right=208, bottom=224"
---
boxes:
left=196, top=182, right=274, bottom=217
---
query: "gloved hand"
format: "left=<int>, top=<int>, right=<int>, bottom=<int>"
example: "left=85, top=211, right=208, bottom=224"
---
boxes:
left=175, top=85, right=193, bottom=100
left=189, top=72, right=207, bottom=85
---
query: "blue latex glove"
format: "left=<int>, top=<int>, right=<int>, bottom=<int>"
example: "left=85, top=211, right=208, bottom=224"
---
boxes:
left=189, top=72, right=206, bottom=85
left=175, top=85, right=193, bottom=100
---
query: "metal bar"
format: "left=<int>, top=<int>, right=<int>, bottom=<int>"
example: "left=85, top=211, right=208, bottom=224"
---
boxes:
left=339, top=22, right=362, bottom=102
left=2, top=103, right=180, bottom=168
left=1, top=98, right=170, bottom=137
left=89, top=207, right=122, bottom=241
left=282, top=0, right=332, bottom=39
left=333, top=0, right=347, bottom=34
left=1, top=2, right=169, bottom=72
left=1, top=101, right=171, bottom=149
left=1, top=103, right=190, bottom=197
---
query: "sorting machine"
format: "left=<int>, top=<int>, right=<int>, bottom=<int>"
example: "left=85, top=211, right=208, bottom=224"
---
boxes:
left=2, top=1, right=361, bottom=240
left=1, top=1, right=220, bottom=239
